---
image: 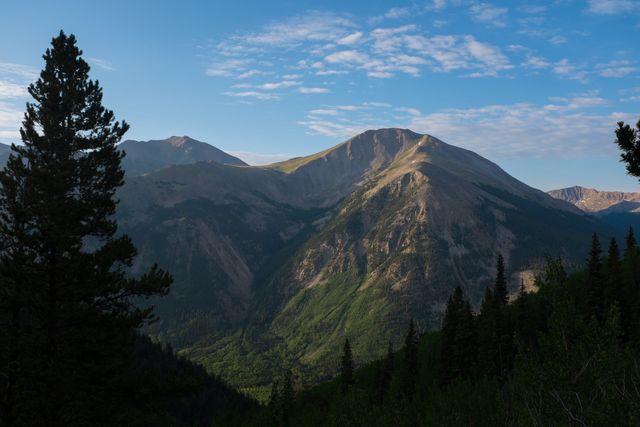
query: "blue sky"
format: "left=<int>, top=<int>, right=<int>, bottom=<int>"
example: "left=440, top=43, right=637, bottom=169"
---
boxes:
left=1, top=0, right=639, bottom=191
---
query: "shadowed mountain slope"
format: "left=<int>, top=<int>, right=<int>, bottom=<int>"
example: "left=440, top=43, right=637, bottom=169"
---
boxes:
left=116, top=129, right=616, bottom=385
left=119, top=136, right=247, bottom=176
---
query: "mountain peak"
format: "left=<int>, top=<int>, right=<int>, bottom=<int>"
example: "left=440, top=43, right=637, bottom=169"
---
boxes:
left=549, top=186, right=640, bottom=213
left=119, top=136, right=247, bottom=176
left=164, top=136, right=196, bottom=147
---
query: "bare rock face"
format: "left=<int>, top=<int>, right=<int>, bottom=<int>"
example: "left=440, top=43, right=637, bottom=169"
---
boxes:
left=118, top=135, right=247, bottom=176
left=548, top=186, right=640, bottom=213
left=548, top=186, right=640, bottom=233
left=116, top=129, right=616, bottom=385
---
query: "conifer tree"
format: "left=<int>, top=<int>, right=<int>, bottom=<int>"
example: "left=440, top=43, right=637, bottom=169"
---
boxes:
left=381, top=341, right=394, bottom=395
left=0, top=31, right=171, bottom=426
left=400, top=319, right=419, bottom=400
left=477, top=287, right=498, bottom=378
left=625, top=227, right=637, bottom=259
left=280, top=372, right=294, bottom=427
left=457, top=300, right=478, bottom=380
left=371, top=341, right=394, bottom=405
left=587, top=233, right=604, bottom=318
left=268, top=380, right=281, bottom=427
left=622, top=227, right=640, bottom=341
left=605, top=238, right=622, bottom=307
left=614, top=118, right=640, bottom=179
left=494, top=254, right=509, bottom=305
left=440, top=286, right=464, bottom=385
left=340, top=338, right=355, bottom=393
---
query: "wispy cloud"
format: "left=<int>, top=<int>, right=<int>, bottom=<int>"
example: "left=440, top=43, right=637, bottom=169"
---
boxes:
left=597, top=60, right=637, bottom=77
left=298, top=87, right=330, bottom=94
left=236, top=69, right=273, bottom=79
left=0, top=102, right=23, bottom=140
left=222, top=11, right=356, bottom=47
left=297, top=94, right=629, bottom=160
left=586, top=0, right=640, bottom=15
left=408, top=97, right=634, bottom=158
left=0, top=62, right=38, bottom=80
left=469, top=3, right=508, bottom=27
left=336, top=32, right=364, bottom=45
left=87, top=57, right=116, bottom=71
left=299, top=101, right=417, bottom=137
left=206, top=59, right=253, bottom=77
left=207, top=10, right=517, bottom=95
left=223, top=91, right=280, bottom=100
left=0, top=81, right=28, bottom=98
left=553, top=58, right=588, bottom=83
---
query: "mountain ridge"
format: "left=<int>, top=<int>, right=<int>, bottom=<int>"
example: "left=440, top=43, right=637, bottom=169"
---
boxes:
left=548, top=185, right=640, bottom=213
left=113, top=128, right=617, bottom=385
left=119, top=135, right=247, bottom=176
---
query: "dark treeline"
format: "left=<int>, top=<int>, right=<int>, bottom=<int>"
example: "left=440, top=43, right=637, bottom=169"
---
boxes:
left=243, top=235, right=640, bottom=426
left=0, top=31, right=257, bottom=426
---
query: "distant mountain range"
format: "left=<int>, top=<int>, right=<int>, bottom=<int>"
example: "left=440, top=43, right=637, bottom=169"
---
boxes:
left=113, top=128, right=616, bottom=386
left=0, top=136, right=247, bottom=176
left=119, top=136, right=247, bottom=175
left=548, top=186, right=640, bottom=232
left=0, top=133, right=621, bottom=385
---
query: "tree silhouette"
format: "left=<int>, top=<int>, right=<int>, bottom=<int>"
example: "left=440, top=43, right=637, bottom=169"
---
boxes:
left=0, top=31, right=171, bottom=426
left=340, top=338, right=355, bottom=393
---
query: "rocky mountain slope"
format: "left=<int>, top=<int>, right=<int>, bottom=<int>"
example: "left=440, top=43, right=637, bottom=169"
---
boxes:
left=119, top=136, right=247, bottom=176
left=548, top=185, right=640, bottom=232
left=116, top=129, right=616, bottom=385
left=0, top=136, right=245, bottom=176
left=548, top=186, right=640, bottom=213
left=0, top=143, right=10, bottom=166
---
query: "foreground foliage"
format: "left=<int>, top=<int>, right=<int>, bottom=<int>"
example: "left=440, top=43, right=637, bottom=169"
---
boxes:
left=0, top=31, right=257, bottom=426
left=244, top=231, right=640, bottom=426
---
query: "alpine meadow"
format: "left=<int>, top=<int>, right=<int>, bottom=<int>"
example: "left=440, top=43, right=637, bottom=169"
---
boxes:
left=1, top=1, right=640, bottom=426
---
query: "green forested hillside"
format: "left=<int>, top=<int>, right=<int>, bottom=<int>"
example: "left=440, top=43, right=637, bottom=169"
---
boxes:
left=119, top=130, right=618, bottom=387
left=241, top=231, right=640, bottom=426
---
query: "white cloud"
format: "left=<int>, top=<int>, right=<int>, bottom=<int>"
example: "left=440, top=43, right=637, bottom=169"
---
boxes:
left=299, top=102, right=419, bottom=137
left=0, top=102, right=23, bottom=140
left=548, top=35, right=567, bottom=45
left=408, top=97, right=633, bottom=158
left=587, top=0, right=640, bottom=15
left=87, top=57, right=116, bottom=71
left=0, top=62, right=38, bottom=80
left=309, top=109, right=340, bottom=115
left=0, top=81, right=28, bottom=98
left=522, top=55, right=550, bottom=69
left=226, top=11, right=356, bottom=47
left=597, top=60, right=637, bottom=77
left=223, top=91, right=279, bottom=100
left=396, top=107, right=422, bottom=116
left=260, top=80, right=300, bottom=90
left=325, top=50, right=370, bottom=65
left=316, top=69, right=349, bottom=76
left=385, top=7, right=411, bottom=19
left=298, top=87, right=330, bottom=94
left=368, top=71, right=394, bottom=78
left=236, top=69, right=273, bottom=79
left=208, top=11, right=518, bottom=89
left=206, top=59, right=252, bottom=77
left=336, top=32, right=364, bottom=45
left=470, top=3, right=508, bottom=27
left=553, top=58, right=588, bottom=82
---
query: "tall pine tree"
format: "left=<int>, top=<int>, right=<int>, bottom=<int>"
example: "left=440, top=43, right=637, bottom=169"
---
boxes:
left=400, top=319, right=419, bottom=400
left=494, top=254, right=508, bottom=305
left=587, top=233, right=604, bottom=319
left=340, top=338, right=355, bottom=393
left=0, top=31, right=171, bottom=427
